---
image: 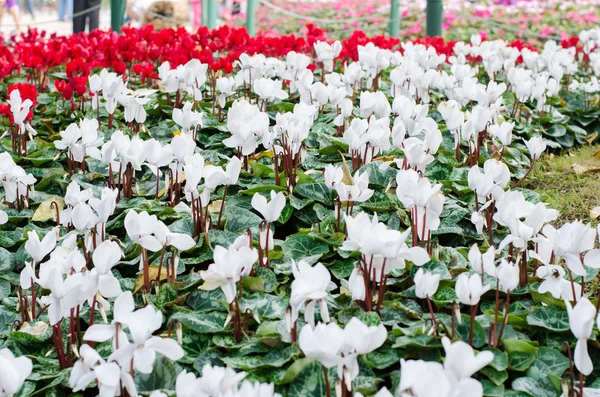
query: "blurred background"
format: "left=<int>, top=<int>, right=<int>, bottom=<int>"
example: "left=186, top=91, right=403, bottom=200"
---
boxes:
left=0, top=0, right=599, bottom=42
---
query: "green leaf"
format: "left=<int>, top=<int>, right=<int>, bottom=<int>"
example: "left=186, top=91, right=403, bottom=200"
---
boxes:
left=481, top=367, right=509, bottom=386
left=392, top=334, right=439, bottom=348
left=282, top=234, right=329, bottom=263
left=360, top=191, right=397, bottom=212
left=431, top=287, right=458, bottom=305
left=0, top=279, right=11, bottom=300
left=527, top=347, right=570, bottom=380
left=439, top=314, right=487, bottom=348
left=170, top=311, right=228, bottom=333
left=504, top=392, right=533, bottom=397
left=483, top=347, right=509, bottom=371
left=0, top=248, right=15, bottom=271
left=353, top=375, right=383, bottom=395
left=14, top=381, right=36, bottom=397
left=288, top=360, right=330, bottom=397
left=482, top=380, right=505, bottom=397
left=526, top=306, right=570, bottom=332
left=356, top=311, right=382, bottom=326
left=425, top=162, right=453, bottom=181
left=0, top=231, right=21, bottom=248
left=438, top=246, right=469, bottom=269
left=277, top=204, right=294, bottom=224
left=224, top=204, right=262, bottom=233
left=410, top=260, right=452, bottom=280
left=134, top=356, right=178, bottom=392
left=187, top=289, right=227, bottom=312
left=209, top=229, right=241, bottom=249
left=221, top=345, right=299, bottom=370
left=544, top=125, right=566, bottom=137
left=327, top=259, right=356, bottom=279
left=295, top=183, right=335, bottom=206
left=156, top=283, right=179, bottom=307
left=556, top=133, right=574, bottom=148
left=567, top=124, right=587, bottom=137
left=502, top=339, right=539, bottom=354
left=512, top=377, right=560, bottom=397
left=179, top=332, right=212, bottom=365
left=7, top=331, right=51, bottom=355
left=239, top=294, right=288, bottom=320
left=0, top=305, right=17, bottom=327
left=30, top=370, right=69, bottom=396
left=0, top=270, right=20, bottom=285
left=508, top=351, right=537, bottom=371
left=358, top=162, right=396, bottom=187
left=276, top=357, right=314, bottom=384
left=193, top=348, right=224, bottom=372
left=254, top=267, right=277, bottom=293
left=168, top=217, right=195, bottom=236
left=290, top=195, right=313, bottom=210
left=364, top=346, right=399, bottom=370
left=241, top=184, right=286, bottom=195
left=241, top=277, right=265, bottom=293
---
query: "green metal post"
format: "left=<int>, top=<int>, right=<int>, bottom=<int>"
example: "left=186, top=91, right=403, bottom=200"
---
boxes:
left=246, top=0, right=258, bottom=36
left=207, top=0, right=217, bottom=29
left=389, top=0, right=400, bottom=37
left=110, top=0, right=125, bottom=33
left=426, top=0, right=443, bottom=37
left=202, top=0, right=208, bottom=26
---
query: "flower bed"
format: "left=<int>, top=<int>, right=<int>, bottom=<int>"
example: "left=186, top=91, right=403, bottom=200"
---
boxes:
left=228, top=0, right=600, bottom=41
left=0, top=26, right=600, bottom=397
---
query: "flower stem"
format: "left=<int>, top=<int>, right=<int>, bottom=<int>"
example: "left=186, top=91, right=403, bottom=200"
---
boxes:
left=155, top=247, right=166, bottom=283
left=469, top=303, right=479, bottom=347
left=426, top=296, right=439, bottom=336
left=496, top=292, right=511, bottom=345
left=322, top=365, right=331, bottom=397
left=376, top=261, right=387, bottom=313
left=513, top=158, right=535, bottom=188
left=564, top=342, right=576, bottom=397
left=217, top=185, right=228, bottom=228
left=567, top=269, right=578, bottom=304
left=451, top=301, right=456, bottom=338
left=142, top=248, right=150, bottom=293
left=492, top=280, right=500, bottom=347
left=234, top=297, right=242, bottom=343
left=16, top=286, right=26, bottom=323
left=30, top=275, right=36, bottom=319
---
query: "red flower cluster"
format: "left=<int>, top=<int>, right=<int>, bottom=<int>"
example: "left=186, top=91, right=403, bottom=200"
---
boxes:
left=0, top=25, right=565, bottom=104
left=561, top=35, right=581, bottom=50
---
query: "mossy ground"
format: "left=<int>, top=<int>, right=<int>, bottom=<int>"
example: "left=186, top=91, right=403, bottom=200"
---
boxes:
left=522, top=144, right=600, bottom=224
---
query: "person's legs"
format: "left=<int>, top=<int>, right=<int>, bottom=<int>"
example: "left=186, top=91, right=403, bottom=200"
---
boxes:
left=23, top=0, right=33, bottom=17
left=0, top=1, right=5, bottom=29
left=7, top=4, right=21, bottom=33
left=86, top=0, right=101, bottom=31
left=6, top=0, right=21, bottom=33
left=67, top=0, right=72, bottom=19
left=58, top=0, right=65, bottom=20
left=72, top=0, right=85, bottom=33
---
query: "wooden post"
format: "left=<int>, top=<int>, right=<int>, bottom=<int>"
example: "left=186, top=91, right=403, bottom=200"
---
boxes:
left=202, top=0, right=208, bottom=26
left=110, top=0, right=125, bottom=33
left=389, top=0, right=400, bottom=38
left=207, top=0, right=217, bottom=29
left=246, top=0, right=258, bottom=36
left=426, top=0, right=443, bottom=37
